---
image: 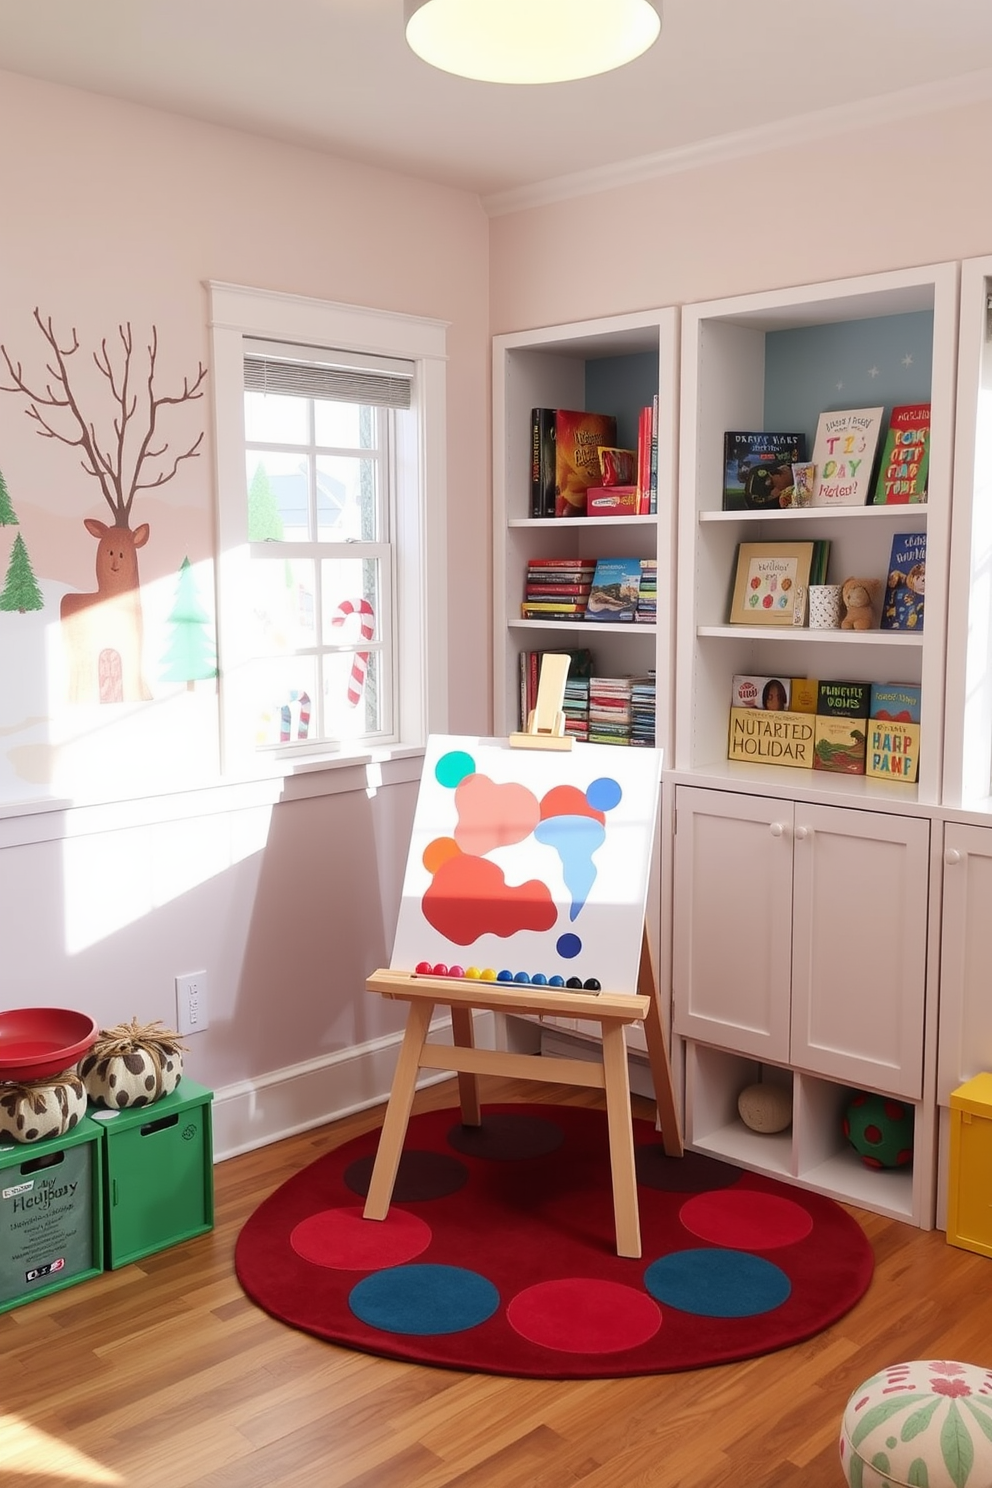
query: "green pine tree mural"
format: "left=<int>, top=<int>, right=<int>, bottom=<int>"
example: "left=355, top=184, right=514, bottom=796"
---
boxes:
left=0, top=467, right=18, bottom=526
left=0, top=532, right=43, bottom=612
left=161, top=556, right=217, bottom=689
left=248, top=461, right=284, bottom=541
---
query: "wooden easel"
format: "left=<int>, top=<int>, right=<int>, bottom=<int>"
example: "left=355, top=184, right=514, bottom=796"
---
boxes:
left=362, top=660, right=683, bottom=1259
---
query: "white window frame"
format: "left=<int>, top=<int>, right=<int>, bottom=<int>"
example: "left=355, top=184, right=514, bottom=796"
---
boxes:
left=207, top=281, right=449, bottom=778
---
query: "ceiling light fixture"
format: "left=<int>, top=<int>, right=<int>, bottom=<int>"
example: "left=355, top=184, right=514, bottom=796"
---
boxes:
left=404, top=0, right=661, bottom=86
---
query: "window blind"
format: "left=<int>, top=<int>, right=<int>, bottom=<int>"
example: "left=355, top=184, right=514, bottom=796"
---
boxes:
left=243, top=339, right=413, bottom=409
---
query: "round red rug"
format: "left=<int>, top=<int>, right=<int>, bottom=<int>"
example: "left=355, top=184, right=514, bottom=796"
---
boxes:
left=235, top=1103, right=874, bottom=1378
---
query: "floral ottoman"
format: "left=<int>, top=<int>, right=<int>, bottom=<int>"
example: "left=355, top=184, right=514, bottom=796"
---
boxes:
left=839, top=1359, right=992, bottom=1488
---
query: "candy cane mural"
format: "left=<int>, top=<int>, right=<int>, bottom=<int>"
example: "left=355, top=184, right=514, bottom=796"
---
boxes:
left=331, top=598, right=375, bottom=707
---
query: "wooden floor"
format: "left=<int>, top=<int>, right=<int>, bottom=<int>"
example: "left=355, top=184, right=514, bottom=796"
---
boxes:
left=3, top=1077, right=991, bottom=1488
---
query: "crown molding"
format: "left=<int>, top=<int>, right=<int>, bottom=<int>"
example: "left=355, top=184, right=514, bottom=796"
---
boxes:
left=483, top=66, right=992, bottom=218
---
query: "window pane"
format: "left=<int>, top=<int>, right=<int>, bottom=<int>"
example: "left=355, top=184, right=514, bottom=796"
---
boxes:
left=252, top=657, right=318, bottom=748
left=321, top=557, right=380, bottom=641
left=314, top=399, right=371, bottom=449
left=315, top=454, right=379, bottom=542
left=247, top=556, right=316, bottom=654
left=244, top=390, right=308, bottom=444
left=324, top=649, right=382, bottom=739
left=247, top=453, right=313, bottom=541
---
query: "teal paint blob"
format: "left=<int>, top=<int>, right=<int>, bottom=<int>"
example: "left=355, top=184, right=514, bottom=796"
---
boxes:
left=435, top=750, right=476, bottom=789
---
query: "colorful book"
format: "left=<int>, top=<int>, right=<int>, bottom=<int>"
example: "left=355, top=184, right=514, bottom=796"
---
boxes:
left=728, top=541, right=815, bottom=627
left=866, top=683, right=922, bottom=784
left=872, top=404, right=930, bottom=505
left=586, top=557, right=642, bottom=622
left=723, top=431, right=806, bottom=511
left=530, top=407, right=556, bottom=518
left=810, top=407, right=884, bottom=507
left=636, top=405, right=653, bottom=515
left=727, top=708, right=815, bottom=768
left=880, top=531, right=926, bottom=632
left=813, top=680, right=871, bottom=775
left=731, top=675, right=792, bottom=710
left=552, top=408, right=618, bottom=517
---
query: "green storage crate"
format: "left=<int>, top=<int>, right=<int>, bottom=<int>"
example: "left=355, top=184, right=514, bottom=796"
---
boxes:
left=0, top=1115, right=105, bottom=1312
left=97, top=1078, right=214, bottom=1269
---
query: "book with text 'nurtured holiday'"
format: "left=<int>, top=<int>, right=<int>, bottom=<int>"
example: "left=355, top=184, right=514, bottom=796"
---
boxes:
left=585, top=557, right=642, bottom=622
left=729, top=542, right=814, bottom=627
left=727, top=709, right=815, bottom=768
left=810, top=406, right=884, bottom=507
left=880, top=530, right=926, bottom=632
left=723, top=431, right=807, bottom=511
left=871, top=404, right=930, bottom=505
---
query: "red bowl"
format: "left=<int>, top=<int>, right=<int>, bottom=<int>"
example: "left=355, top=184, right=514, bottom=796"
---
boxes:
left=0, top=1008, right=99, bottom=1082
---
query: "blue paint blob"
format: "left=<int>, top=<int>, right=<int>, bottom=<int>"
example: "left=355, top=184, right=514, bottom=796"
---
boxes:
left=496, top=969, right=513, bottom=982
left=535, top=815, right=606, bottom=922
left=644, top=1249, right=791, bottom=1318
left=530, top=973, right=548, bottom=986
left=586, top=776, right=622, bottom=812
left=556, top=933, right=582, bottom=959
left=548, top=976, right=565, bottom=988
left=513, top=971, right=530, bottom=983
left=435, top=750, right=476, bottom=790
left=349, top=1263, right=500, bottom=1336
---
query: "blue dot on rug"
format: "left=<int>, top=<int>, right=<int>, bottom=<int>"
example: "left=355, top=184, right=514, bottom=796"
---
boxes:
left=349, top=1262, right=501, bottom=1336
left=644, top=1248, right=792, bottom=1317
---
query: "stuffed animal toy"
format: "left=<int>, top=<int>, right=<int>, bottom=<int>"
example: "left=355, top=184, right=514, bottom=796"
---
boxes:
left=839, top=577, right=882, bottom=631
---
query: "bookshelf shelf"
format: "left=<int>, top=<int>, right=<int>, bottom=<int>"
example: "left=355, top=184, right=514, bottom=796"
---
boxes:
left=696, top=625, right=923, bottom=646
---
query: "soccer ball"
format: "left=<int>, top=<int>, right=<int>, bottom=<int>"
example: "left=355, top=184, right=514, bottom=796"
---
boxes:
left=843, top=1091, right=914, bottom=1169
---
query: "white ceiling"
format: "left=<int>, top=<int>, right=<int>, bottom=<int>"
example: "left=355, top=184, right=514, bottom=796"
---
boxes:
left=2, top=0, right=992, bottom=213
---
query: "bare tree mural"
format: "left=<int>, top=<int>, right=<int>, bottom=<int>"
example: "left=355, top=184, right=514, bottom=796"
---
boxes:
left=0, top=309, right=206, bottom=703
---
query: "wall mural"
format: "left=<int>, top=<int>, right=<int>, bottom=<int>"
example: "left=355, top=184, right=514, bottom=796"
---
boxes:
left=0, top=466, right=43, bottom=614
left=0, top=310, right=207, bottom=704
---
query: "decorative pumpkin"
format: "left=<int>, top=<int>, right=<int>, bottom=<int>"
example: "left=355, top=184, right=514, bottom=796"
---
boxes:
left=79, top=1018, right=187, bottom=1110
left=0, top=1068, right=88, bottom=1143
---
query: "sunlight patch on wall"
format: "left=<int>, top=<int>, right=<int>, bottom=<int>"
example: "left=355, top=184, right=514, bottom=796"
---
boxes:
left=0, top=1412, right=123, bottom=1483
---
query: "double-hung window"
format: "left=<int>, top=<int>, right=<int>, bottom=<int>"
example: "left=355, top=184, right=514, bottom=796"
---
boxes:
left=209, top=283, right=448, bottom=775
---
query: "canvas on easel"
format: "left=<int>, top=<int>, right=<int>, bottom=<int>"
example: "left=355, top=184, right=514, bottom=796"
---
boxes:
left=390, top=734, right=662, bottom=993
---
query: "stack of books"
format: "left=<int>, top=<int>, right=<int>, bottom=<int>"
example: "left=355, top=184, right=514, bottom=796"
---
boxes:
left=630, top=676, right=656, bottom=746
left=636, top=559, right=657, bottom=623
left=518, top=647, right=592, bottom=733
left=562, top=670, right=591, bottom=741
left=588, top=675, right=633, bottom=745
left=521, top=557, right=595, bottom=620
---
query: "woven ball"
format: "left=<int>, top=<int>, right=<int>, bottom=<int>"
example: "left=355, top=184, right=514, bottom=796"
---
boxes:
left=737, top=1081, right=792, bottom=1134
left=843, top=1091, right=914, bottom=1169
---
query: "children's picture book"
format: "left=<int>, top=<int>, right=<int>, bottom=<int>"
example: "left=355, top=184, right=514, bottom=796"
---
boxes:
left=553, top=409, right=618, bottom=517
left=812, top=680, right=871, bottom=775
left=728, top=542, right=814, bottom=627
left=723, top=431, right=807, bottom=511
left=880, top=531, right=926, bottom=632
left=731, top=675, right=792, bottom=710
left=871, top=404, right=930, bottom=505
left=866, top=682, right=922, bottom=784
left=727, top=709, right=815, bottom=768
left=810, top=407, right=884, bottom=507
left=586, top=557, right=642, bottom=622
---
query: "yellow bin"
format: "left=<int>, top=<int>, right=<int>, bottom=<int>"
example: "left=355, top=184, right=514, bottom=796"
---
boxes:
left=946, top=1072, right=992, bottom=1257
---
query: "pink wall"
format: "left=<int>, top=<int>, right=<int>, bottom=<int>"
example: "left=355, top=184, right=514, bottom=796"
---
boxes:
left=0, top=70, right=490, bottom=1111
left=490, top=99, right=992, bottom=332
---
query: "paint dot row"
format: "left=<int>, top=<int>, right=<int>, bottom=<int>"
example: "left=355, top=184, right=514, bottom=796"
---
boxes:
left=414, top=962, right=601, bottom=992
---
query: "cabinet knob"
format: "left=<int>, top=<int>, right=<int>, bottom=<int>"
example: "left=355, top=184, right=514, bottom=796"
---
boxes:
left=794, top=825, right=810, bottom=842
left=944, top=849, right=962, bottom=866
left=770, top=822, right=788, bottom=838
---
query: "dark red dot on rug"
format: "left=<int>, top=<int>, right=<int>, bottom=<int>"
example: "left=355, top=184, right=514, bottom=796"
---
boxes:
left=344, top=1149, right=469, bottom=1201
left=507, top=1278, right=662, bottom=1354
left=679, top=1189, right=814, bottom=1249
left=446, top=1112, right=565, bottom=1160
left=291, top=1205, right=432, bottom=1270
left=635, top=1145, right=742, bottom=1192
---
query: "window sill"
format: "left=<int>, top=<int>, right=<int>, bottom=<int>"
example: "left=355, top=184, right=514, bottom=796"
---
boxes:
left=0, top=742, right=427, bottom=849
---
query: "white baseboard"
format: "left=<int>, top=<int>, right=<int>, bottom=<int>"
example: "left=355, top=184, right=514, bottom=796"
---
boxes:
left=211, top=1009, right=496, bottom=1162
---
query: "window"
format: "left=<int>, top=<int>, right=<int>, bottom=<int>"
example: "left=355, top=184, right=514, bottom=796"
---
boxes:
left=208, top=284, right=448, bottom=775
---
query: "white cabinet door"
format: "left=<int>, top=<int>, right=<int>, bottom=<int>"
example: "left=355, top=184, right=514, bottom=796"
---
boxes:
left=791, top=805, right=930, bottom=1099
left=938, top=822, right=992, bottom=1103
left=672, top=786, right=793, bottom=1061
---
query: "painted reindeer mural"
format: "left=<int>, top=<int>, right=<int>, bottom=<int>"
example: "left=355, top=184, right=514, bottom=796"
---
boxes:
left=0, top=310, right=206, bottom=703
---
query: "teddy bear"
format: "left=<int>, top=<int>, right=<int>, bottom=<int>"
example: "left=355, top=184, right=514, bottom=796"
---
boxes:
left=839, top=577, right=882, bottom=631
